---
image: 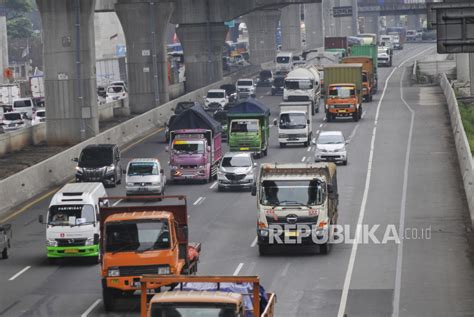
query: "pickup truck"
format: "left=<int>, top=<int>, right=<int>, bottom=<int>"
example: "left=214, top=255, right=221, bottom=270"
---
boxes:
left=99, top=195, right=201, bottom=311
left=0, top=224, right=12, bottom=259
left=139, top=275, right=276, bottom=317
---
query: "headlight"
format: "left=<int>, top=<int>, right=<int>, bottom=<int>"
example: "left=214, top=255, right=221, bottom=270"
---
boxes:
left=85, top=238, right=94, bottom=246
left=151, top=182, right=160, bottom=186
left=108, top=267, right=120, bottom=277
left=126, top=182, right=134, bottom=186
left=259, top=229, right=269, bottom=237
left=75, top=167, right=83, bottom=173
left=158, top=266, right=170, bottom=275
left=47, top=239, right=58, bottom=247
left=217, top=171, right=224, bottom=177
left=106, top=165, right=115, bottom=174
left=169, top=165, right=178, bottom=169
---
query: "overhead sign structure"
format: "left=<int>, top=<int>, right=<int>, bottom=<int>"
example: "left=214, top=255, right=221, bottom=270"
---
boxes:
left=428, top=2, right=474, bottom=54
left=333, top=6, right=353, bottom=18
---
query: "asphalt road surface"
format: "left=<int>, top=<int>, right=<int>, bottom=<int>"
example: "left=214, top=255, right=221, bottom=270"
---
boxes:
left=1, top=43, right=473, bottom=317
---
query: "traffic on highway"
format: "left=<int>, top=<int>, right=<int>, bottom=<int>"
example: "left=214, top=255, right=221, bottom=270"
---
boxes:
left=1, top=36, right=473, bottom=317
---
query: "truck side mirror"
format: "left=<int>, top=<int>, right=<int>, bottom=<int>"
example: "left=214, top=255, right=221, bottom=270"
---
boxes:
left=122, top=169, right=126, bottom=174
left=307, top=119, right=310, bottom=124
left=160, top=169, right=164, bottom=174
left=327, top=184, right=334, bottom=193
left=251, top=184, right=257, bottom=196
left=165, top=146, right=169, bottom=152
left=273, top=118, right=277, bottom=126
left=207, top=146, right=211, bottom=152
left=38, top=214, right=44, bottom=224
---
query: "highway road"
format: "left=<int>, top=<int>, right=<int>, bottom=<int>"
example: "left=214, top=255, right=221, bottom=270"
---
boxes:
left=1, top=43, right=473, bottom=317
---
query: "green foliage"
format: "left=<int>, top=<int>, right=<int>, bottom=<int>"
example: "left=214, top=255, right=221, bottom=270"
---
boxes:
left=5, top=0, right=32, bottom=18
left=459, top=102, right=474, bottom=156
left=7, top=16, right=32, bottom=39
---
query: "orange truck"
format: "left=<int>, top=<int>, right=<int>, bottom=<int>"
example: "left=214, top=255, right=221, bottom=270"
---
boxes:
left=99, top=195, right=201, bottom=311
left=139, top=275, right=277, bottom=317
left=324, top=64, right=364, bottom=122
left=341, top=56, right=374, bottom=102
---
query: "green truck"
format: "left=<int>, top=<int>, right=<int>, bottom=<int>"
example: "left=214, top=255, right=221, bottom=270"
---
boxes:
left=349, top=44, right=378, bottom=93
left=227, top=99, right=270, bottom=157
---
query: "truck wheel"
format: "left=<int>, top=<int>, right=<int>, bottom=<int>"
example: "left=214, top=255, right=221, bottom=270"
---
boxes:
left=2, top=247, right=8, bottom=259
left=303, top=141, right=308, bottom=147
left=280, top=142, right=286, bottom=148
left=359, top=106, right=363, bottom=119
left=369, top=94, right=373, bottom=102
left=48, top=257, right=57, bottom=265
left=258, top=245, right=269, bottom=256
left=263, top=148, right=268, bottom=156
left=320, top=242, right=331, bottom=255
left=353, top=113, right=359, bottom=122
left=326, top=113, right=332, bottom=122
left=103, top=287, right=117, bottom=312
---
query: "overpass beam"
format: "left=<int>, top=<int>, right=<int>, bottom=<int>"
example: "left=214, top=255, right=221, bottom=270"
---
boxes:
left=176, top=23, right=227, bottom=92
left=245, top=9, right=281, bottom=65
left=116, top=0, right=173, bottom=114
left=280, top=5, right=302, bottom=52
left=37, top=0, right=98, bottom=145
left=304, top=3, right=324, bottom=50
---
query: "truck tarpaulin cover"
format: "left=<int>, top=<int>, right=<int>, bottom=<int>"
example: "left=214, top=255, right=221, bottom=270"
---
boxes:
left=181, top=282, right=268, bottom=317
left=229, top=99, right=271, bottom=117
left=169, top=105, right=222, bottom=134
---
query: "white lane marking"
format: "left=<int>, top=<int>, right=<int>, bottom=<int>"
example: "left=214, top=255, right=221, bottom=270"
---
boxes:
left=392, top=67, right=415, bottom=317
left=312, top=137, right=316, bottom=143
left=316, top=130, right=319, bottom=135
left=112, top=199, right=122, bottom=206
left=337, top=66, right=397, bottom=317
left=281, top=262, right=291, bottom=277
left=81, top=299, right=102, bottom=317
left=301, top=157, right=306, bottom=162
left=319, top=123, right=323, bottom=127
left=307, top=147, right=311, bottom=152
left=9, top=266, right=31, bottom=281
left=233, top=263, right=244, bottom=276
left=209, top=181, right=218, bottom=189
left=259, top=95, right=264, bottom=99
left=347, top=124, right=360, bottom=144
left=193, top=197, right=204, bottom=205
left=337, top=45, right=435, bottom=317
left=251, top=236, right=258, bottom=248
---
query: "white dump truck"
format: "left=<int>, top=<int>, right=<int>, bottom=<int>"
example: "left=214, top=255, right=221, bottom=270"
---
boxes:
left=283, top=66, right=321, bottom=115
left=275, top=101, right=313, bottom=148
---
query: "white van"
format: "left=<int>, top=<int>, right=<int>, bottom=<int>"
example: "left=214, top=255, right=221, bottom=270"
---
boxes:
left=125, top=158, right=166, bottom=196
left=12, top=97, right=35, bottom=119
left=39, top=182, right=107, bottom=264
left=275, top=51, right=294, bottom=74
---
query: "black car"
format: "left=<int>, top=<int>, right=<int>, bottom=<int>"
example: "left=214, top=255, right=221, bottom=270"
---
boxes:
left=73, top=144, right=122, bottom=187
left=271, top=76, right=285, bottom=96
left=256, top=70, right=273, bottom=87
left=220, top=84, right=238, bottom=105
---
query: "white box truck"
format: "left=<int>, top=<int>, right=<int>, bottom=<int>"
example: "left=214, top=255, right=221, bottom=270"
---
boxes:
left=283, top=66, right=321, bottom=115
left=39, top=182, right=107, bottom=264
left=276, top=101, right=313, bottom=147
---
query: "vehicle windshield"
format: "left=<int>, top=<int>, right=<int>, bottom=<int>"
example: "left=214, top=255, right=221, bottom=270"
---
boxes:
left=36, top=111, right=46, bottom=118
left=128, top=162, right=159, bottom=176
left=207, top=92, right=225, bottom=99
left=318, top=134, right=345, bottom=144
left=105, top=220, right=170, bottom=253
left=48, top=204, right=95, bottom=226
left=221, top=155, right=252, bottom=167
left=230, top=120, right=258, bottom=133
left=237, top=80, right=252, bottom=86
left=260, top=180, right=326, bottom=206
left=329, top=87, right=355, bottom=98
left=276, top=56, right=290, bottom=63
left=79, top=147, right=113, bottom=167
left=285, top=80, right=313, bottom=90
left=14, top=100, right=32, bottom=108
left=4, top=113, right=22, bottom=120
left=151, top=304, right=236, bottom=317
left=172, top=141, right=205, bottom=154
left=279, top=113, right=306, bottom=129
left=107, top=86, right=124, bottom=93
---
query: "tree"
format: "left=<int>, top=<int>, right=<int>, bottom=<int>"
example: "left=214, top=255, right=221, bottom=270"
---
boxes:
left=6, top=0, right=34, bottom=40
left=5, top=0, right=32, bottom=19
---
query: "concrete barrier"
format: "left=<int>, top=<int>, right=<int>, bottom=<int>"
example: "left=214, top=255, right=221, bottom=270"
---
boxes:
left=0, top=65, right=260, bottom=217
left=440, top=73, right=474, bottom=227
left=0, top=123, right=47, bottom=157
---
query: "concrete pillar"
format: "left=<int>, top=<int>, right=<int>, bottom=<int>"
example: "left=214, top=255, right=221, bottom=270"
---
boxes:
left=176, top=23, right=227, bottom=92
left=407, top=15, right=421, bottom=30
left=245, top=9, right=281, bottom=65
left=363, top=13, right=379, bottom=36
left=324, top=0, right=356, bottom=37
left=469, top=53, right=474, bottom=96
left=0, top=0, right=8, bottom=84
left=457, top=53, right=469, bottom=82
left=37, top=0, right=98, bottom=145
left=280, top=5, right=302, bottom=52
left=304, top=2, right=324, bottom=50
left=116, top=0, right=173, bottom=114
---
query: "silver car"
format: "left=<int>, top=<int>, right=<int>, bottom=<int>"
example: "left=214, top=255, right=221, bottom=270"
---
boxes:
left=217, top=152, right=257, bottom=191
left=314, top=131, right=348, bottom=165
left=125, top=158, right=166, bottom=196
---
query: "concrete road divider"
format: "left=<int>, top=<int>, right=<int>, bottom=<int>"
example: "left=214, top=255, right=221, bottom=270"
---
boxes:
left=440, top=73, right=474, bottom=227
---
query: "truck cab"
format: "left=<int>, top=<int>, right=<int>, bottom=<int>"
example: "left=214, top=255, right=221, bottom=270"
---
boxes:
left=276, top=101, right=312, bottom=148
left=39, top=182, right=106, bottom=264
left=169, top=132, right=210, bottom=182
left=100, top=196, right=200, bottom=311
left=275, top=51, right=294, bottom=74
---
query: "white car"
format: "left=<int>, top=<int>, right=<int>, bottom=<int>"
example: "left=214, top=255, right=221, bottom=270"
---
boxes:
left=106, top=85, right=127, bottom=103
left=378, top=47, right=392, bottom=67
left=217, top=152, right=257, bottom=191
left=110, top=80, right=128, bottom=92
left=314, top=131, right=348, bottom=165
left=32, top=109, right=46, bottom=125
left=125, top=158, right=166, bottom=196
left=12, top=98, right=35, bottom=119
left=236, top=78, right=256, bottom=100
left=204, top=89, right=228, bottom=112
left=2, top=111, right=27, bottom=131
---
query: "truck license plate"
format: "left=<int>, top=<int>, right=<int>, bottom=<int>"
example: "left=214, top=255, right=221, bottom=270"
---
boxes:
left=338, top=109, right=347, bottom=113
left=240, top=147, right=249, bottom=151
left=139, top=187, right=148, bottom=191
left=65, top=249, right=78, bottom=254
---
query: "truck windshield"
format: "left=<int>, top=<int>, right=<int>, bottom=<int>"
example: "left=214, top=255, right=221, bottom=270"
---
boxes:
left=79, top=147, right=113, bottom=167
left=105, top=220, right=170, bottom=253
left=285, top=80, right=313, bottom=90
left=172, top=141, right=205, bottom=154
left=128, top=162, right=158, bottom=176
left=276, top=56, right=290, bottom=63
left=230, top=120, right=258, bottom=133
left=48, top=204, right=95, bottom=226
left=279, top=113, right=306, bottom=129
left=260, top=180, right=325, bottom=206
left=237, top=80, right=252, bottom=86
left=151, top=304, right=236, bottom=317
left=329, top=87, right=355, bottom=98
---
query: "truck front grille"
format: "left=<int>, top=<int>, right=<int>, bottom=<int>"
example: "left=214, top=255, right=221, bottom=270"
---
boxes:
left=266, top=215, right=318, bottom=225
left=118, top=265, right=161, bottom=276
left=56, top=238, right=87, bottom=247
